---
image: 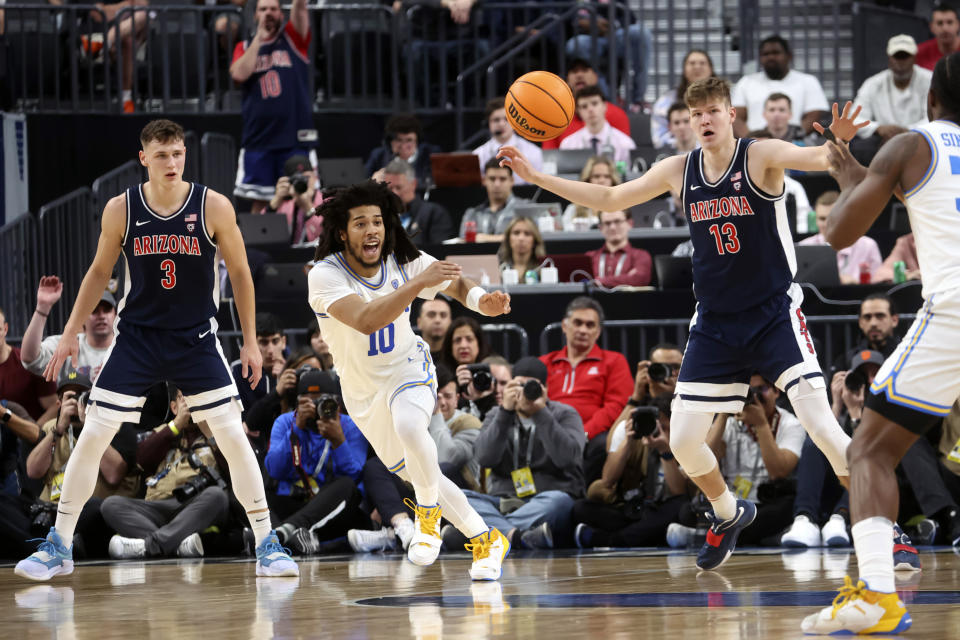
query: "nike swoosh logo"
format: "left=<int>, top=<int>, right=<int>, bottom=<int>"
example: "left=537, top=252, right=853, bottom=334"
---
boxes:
left=198, top=329, right=211, bottom=339
left=135, top=220, right=151, bottom=226
left=689, top=185, right=702, bottom=191
left=254, top=497, right=265, bottom=504
left=720, top=506, right=744, bottom=531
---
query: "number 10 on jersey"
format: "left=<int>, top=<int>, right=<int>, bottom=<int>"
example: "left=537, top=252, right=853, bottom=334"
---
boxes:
left=367, top=323, right=395, bottom=356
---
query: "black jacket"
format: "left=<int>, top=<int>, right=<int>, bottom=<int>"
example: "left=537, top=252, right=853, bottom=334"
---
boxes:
left=405, top=197, right=454, bottom=244
left=365, top=143, right=442, bottom=187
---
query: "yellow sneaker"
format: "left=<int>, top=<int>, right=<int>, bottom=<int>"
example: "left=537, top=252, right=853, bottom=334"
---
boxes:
left=467, top=528, right=510, bottom=581
left=801, top=575, right=912, bottom=635
left=404, top=499, right=442, bottom=566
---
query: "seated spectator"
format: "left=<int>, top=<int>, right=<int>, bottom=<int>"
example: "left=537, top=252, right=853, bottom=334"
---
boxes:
left=573, top=394, right=692, bottom=548
left=233, top=312, right=287, bottom=424
left=831, top=293, right=901, bottom=377
left=473, top=97, right=543, bottom=186
left=540, top=297, right=632, bottom=484
left=652, top=49, right=715, bottom=148
left=560, top=86, right=636, bottom=165
left=265, top=369, right=369, bottom=554
left=459, top=159, right=530, bottom=241
left=629, top=343, right=684, bottom=407
left=380, top=158, right=454, bottom=244
left=0, top=305, right=58, bottom=423
left=799, top=191, right=881, bottom=284
left=365, top=113, right=442, bottom=188
left=874, top=232, right=920, bottom=283
left=850, top=35, right=932, bottom=164
left=451, top=357, right=585, bottom=550
left=102, top=385, right=229, bottom=559
left=586, top=209, right=652, bottom=287
left=306, top=324, right=334, bottom=371
left=415, top=297, right=452, bottom=356
left=731, top=35, right=829, bottom=137
left=438, top=316, right=491, bottom=372
left=265, top=154, right=324, bottom=244
left=747, top=92, right=806, bottom=142
left=705, top=373, right=805, bottom=545
left=543, top=59, right=631, bottom=149
left=0, top=400, right=39, bottom=496
left=22, top=278, right=116, bottom=384
left=561, top=156, right=621, bottom=231
left=663, top=102, right=698, bottom=154
left=916, top=3, right=960, bottom=70
left=455, top=355, right=512, bottom=424
left=496, top=217, right=547, bottom=280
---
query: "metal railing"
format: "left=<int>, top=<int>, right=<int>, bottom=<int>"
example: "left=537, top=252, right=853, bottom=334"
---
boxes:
left=0, top=213, right=40, bottom=336
left=200, top=132, right=237, bottom=205
left=480, top=323, right=530, bottom=361
left=91, top=160, right=143, bottom=211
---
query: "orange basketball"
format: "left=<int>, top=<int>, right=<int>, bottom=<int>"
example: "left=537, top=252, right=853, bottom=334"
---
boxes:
left=505, top=71, right=575, bottom=142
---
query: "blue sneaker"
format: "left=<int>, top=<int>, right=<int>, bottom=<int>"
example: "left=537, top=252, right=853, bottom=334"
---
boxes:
left=15, top=528, right=74, bottom=581
left=574, top=523, right=594, bottom=550
left=892, top=524, right=921, bottom=571
left=696, top=499, right=757, bottom=571
left=255, top=531, right=299, bottom=577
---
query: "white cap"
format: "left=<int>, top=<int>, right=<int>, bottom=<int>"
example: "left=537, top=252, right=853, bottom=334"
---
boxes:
left=887, top=34, right=918, bottom=56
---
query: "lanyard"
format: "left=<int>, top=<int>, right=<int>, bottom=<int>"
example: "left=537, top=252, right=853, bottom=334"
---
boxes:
left=312, top=440, right=331, bottom=478
left=734, top=412, right=780, bottom=485
left=513, top=420, right=537, bottom=469
left=598, top=251, right=627, bottom=277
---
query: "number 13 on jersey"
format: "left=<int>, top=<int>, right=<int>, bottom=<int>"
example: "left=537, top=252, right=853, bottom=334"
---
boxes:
left=708, top=223, right=740, bottom=255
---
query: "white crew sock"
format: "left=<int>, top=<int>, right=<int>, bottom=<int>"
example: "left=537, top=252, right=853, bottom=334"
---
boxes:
left=853, top=517, right=896, bottom=593
left=708, top=489, right=738, bottom=521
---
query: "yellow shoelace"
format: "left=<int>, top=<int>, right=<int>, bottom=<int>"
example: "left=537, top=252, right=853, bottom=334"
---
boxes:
left=403, top=498, right=441, bottom=537
left=465, top=532, right=492, bottom=562
left=830, top=576, right=868, bottom=618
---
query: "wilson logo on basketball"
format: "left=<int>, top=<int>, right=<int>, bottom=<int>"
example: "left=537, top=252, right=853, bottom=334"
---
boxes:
left=507, top=103, right=546, bottom=138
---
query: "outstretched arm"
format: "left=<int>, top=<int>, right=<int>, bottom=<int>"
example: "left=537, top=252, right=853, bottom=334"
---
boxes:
left=756, top=101, right=870, bottom=172
left=442, top=276, right=511, bottom=317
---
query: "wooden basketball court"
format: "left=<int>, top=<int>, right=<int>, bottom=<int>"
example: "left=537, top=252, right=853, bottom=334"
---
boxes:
left=4, top=548, right=960, bottom=638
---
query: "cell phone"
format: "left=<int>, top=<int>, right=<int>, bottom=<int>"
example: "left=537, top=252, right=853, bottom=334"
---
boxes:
left=630, top=406, right=659, bottom=439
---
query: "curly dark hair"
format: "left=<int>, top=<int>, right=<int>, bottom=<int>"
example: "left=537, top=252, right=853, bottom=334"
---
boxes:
left=932, top=52, right=960, bottom=121
left=313, top=180, right=420, bottom=264
left=438, top=316, right=491, bottom=370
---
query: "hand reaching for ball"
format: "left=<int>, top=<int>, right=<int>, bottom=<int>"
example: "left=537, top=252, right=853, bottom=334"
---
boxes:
left=497, top=146, right=537, bottom=184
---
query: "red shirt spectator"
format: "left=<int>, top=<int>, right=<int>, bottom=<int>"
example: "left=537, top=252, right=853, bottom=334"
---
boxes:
left=543, top=59, right=631, bottom=149
left=0, top=307, right=57, bottom=420
left=540, top=299, right=632, bottom=440
left=915, top=5, right=960, bottom=70
left=586, top=209, right=652, bottom=287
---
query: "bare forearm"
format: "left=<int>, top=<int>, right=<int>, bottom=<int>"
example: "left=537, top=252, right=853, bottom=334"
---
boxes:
left=755, top=428, right=793, bottom=479
left=230, top=268, right=258, bottom=344
left=99, top=446, right=127, bottom=485
left=8, top=414, right=39, bottom=444
left=21, top=312, right=50, bottom=363
left=230, top=36, right=261, bottom=82
left=26, top=433, right=55, bottom=479
left=662, top=459, right=687, bottom=495
left=352, top=279, right=428, bottom=334
left=530, top=171, right=623, bottom=212
left=599, top=441, right=631, bottom=488
left=705, top=414, right=727, bottom=458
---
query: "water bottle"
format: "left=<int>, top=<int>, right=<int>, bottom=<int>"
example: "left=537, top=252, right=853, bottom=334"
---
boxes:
left=524, top=269, right=539, bottom=285
left=616, top=160, right=628, bottom=182
left=806, top=209, right=816, bottom=234
left=859, top=262, right=871, bottom=285
left=893, top=261, right=907, bottom=284
left=464, top=220, right=477, bottom=243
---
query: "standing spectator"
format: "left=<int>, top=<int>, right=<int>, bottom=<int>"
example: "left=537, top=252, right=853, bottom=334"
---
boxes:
left=874, top=232, right=920, bottom=283
left=747, top=93, right=806, bottom=142
left=830, top=293, right=901, bottom=377
left=0, top=306, right=57, bottom=422
left=540, top=297, right=633, bottom=483
left=652, top=49, right=715, bottom=148
left=543, top=58, right=631, bottom=150
left=799, top=191, right=882, bottom=284
left=916, top=3, right=960, bottom=70
left=365, top=114, right=442, bottom=188
left=586, top=209, right=652, bottom=287
left=560, top=86, right=636, bottom=165
left=731, top=35, right=829, bottom=137
left=266, top=155, right=324, bottom=244
left=415, top=298, right=452, bottom=356
left=21, top=278, right=116, bottom=383
left=561, top=156, right=621, bottom=231
left=380, top=158, right=454, bottom=244
left=459, top=159, right=530, bottom=241
left=231, top=0, right=313, bottom=213
left=496, top=217, right=547, bottom=279
left=473, top=97, right=543, bottom=186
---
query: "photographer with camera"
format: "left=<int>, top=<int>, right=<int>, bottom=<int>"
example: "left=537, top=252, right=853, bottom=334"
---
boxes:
left=573, top=394, right=693, bottom=548
left=455, top=356, right=513, bottom=423
left=266, top=155, right=324, bottom=245
left=703, top=373, right=805, bottom=546
left=264, top=369, right=369, bottom=555
left=101, top=384, right=229, bottom=559
left=452, top=357, right=584, bottom=551
left=233, top=312, right=288, bottom=426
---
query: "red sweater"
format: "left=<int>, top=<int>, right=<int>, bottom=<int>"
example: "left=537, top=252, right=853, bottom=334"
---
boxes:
left=916, top=37, right=960, bottom=71
left=586, top=244, right=652, bottom=287
left=543, top=103, right=632, bottom=150
left=540, top=344, right=633, bottom=440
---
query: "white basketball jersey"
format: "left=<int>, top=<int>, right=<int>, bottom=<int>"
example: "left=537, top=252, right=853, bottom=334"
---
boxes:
left=308, top=251, right=448, bottom=396
left=904, top=120, right=960, bottom=299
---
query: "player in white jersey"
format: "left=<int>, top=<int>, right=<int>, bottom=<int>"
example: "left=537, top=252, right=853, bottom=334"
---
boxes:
left=802, top=53, right=960, bottom=635
left=307, top=181, right=512, bottom=580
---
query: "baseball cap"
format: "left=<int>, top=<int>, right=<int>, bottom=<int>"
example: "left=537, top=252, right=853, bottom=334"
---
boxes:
left=887, top=34, right=917, bottom=57
left=57, top=364, right=93, bottom=393
left=98, top=289, right=116, bottom=310
left=297, top=369, right=341, bottom=396
left=849, top=349, right=885, bottom=372
left=567, top=57, right=594, bottom=73
left=283, top=154, right=312, bottom=177
left=512, top=357, right=548, bottom=385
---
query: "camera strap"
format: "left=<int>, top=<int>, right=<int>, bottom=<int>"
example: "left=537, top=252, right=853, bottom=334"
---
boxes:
left=289, top=431, right=319, bottom=496
left=512, top=421, right=537, bottom=470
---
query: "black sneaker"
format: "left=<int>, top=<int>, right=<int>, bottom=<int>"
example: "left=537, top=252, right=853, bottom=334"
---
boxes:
left=286, top=528, right=319, bottom=556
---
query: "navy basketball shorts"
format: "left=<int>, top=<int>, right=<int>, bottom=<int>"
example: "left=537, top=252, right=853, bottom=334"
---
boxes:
left=90, top=319, right=239, bottom=424
left=674, top=283, right=824, bottom=414
left=233, top=147, right=316, bottom=202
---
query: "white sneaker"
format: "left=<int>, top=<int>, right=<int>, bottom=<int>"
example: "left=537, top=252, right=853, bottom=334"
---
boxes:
left=468, top=528, right=510, bottom=581
left=801, top=576, right=911, bottom=634
left=781, top=514, right=822, bottom=548
left=404, top=500, right=442, bottom=566
left=348, top=528, right=397, bottom=553
left=394, top=518, right=416, bottom=550
left=821, top=514, right=850, bottom=547
left=176, top=533, right=204, bottom=558
left=666, top=523, right=695, bottom=548
left=108, top=535, right=146, bottom=559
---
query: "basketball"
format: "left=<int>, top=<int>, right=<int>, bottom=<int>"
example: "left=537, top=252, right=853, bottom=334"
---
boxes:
left=505, top=71, right=575, bottom=142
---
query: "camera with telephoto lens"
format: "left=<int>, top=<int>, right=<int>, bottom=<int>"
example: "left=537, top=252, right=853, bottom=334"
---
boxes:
left=29, top=501, right=57, bottom=533
left=313, top=394, right=339, bottom=421
left=173, top=452, right=227, bottom=503
left=630, top=405, right=659, bottom=439
left=844, top=369, right=866, bottom=393
left=522, top=379, right=543, bottom=401
left=283, top=173, right=309, bottom=200
left=647, top=362, right=669, bottom=383
left=465, top=363, right=492, bottom=392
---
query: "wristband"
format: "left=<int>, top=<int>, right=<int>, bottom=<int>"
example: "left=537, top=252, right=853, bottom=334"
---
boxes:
left=465, top=286, right=486, bottom=314
left=34, top=309, right=48, bottom=318
left=821, top=128, right=837, bottom=143
left=626, top=397, right=641, bottom=407
left=168, top=420, right=179, bottom=436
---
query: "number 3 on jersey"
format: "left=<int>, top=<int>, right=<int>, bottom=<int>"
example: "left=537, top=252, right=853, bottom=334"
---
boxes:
left=708, top=223, right=740, bottom=255
left=367, top=323, right=395, bottom=356
left=160, top=259, right=176, bottom=289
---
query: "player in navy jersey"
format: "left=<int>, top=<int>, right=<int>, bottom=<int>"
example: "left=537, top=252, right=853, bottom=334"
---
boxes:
left=499, top=77, right=868, bottom=571
left=230, top=0, right=313, bottom=213
left=14, top=119, right=298, bottom=582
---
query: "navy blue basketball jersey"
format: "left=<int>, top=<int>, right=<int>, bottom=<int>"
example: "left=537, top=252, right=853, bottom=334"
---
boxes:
left=682, top=138, right=795, bottom=313
left=119, top=183, right=218, bottom=329
left=232, top=21, right=313, bottom=151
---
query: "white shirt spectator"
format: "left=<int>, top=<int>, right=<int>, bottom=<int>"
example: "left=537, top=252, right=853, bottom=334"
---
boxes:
left=24, top=334, right=110, bottom=383
left=731, top=70, right=829, bottom=132
left=560, top=121, right=636, bottom=165
left=720, top=407, right=805, bottom=502
left=852, top=66, right=932, bottom=138
left=473, top=133, right=543, bottom=186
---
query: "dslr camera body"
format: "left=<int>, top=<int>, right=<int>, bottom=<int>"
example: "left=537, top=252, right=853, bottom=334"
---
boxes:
left=173, top=451, right=227, bottom=503
left=630, top=405, right=659, bottom=439
left=283, top=173, right=310, bottom=200
left=464, top=363, right=493, bottom=392
left=647, top=362, right=669, bottom=384
left=313, top=394, right=339, bottom=422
